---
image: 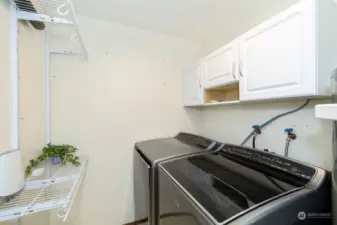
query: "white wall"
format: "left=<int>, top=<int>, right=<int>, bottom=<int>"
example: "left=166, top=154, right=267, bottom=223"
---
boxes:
left=0, top=0, right=11, bottom=154
left=18, top=17, right=46, bottom=168
left=49, top=16, right=202, bottom=225
left=194, top=99, right=333, bottom=170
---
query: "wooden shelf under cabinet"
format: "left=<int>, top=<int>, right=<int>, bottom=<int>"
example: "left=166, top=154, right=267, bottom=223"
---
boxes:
left=204, top=83, right=239, bottom=104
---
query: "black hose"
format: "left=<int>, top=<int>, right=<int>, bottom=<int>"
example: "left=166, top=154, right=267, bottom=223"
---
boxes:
left=240, top=100, right=310, bottom=146
left=260, top=99, right=310, bottom=127
left=242, top=100, right=309, bottom=193
left=252, top=136, right=256, bottom=149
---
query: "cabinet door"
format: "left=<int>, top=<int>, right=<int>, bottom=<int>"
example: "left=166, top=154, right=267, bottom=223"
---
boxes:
left=203, top=39, right=239, bottom=89
left=183, top=64, right=203, bottom=106
left=239, top=0, right=316, bottom=101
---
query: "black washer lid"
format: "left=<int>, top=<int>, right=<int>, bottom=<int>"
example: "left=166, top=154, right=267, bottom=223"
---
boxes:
left=160, top=146, right=321, bottom=223
left=135, top=133, right=217, bottom=164
left=175, top=132, right=214, bottom=150
left=135, top=136, right=206, bottom=164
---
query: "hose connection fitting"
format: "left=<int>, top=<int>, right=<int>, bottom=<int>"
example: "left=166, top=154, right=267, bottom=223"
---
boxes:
left=252, top=125, right=261, bottom=136
left=285, top=128, right=296, bottom=140
left=284, top=128, right=296, bottom=157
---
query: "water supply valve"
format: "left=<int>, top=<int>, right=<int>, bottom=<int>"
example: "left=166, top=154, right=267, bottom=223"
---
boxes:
left=252, top=125, right=261, bottom=135
left=284, top=128, right=296, bottom=157
left=285, top=128, right=296, bottom=140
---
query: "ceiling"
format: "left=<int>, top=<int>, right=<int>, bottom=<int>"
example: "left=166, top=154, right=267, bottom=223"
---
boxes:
left=73, top=0, right=298, bottom=45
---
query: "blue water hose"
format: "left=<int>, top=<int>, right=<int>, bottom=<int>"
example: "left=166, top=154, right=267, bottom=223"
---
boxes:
left=240, top=99, right=310, bottom=146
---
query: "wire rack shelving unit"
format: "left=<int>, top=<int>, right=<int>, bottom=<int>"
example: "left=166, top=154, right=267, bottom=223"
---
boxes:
left=9, top=0, right=88, bottom=56
left=2, top=0, right=89, bottom=222
left=0, top=155, right=88, bottom=222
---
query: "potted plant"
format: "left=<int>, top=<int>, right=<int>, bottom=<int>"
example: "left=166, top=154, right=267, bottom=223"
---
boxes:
left=25, top=143, right=81, bottom=176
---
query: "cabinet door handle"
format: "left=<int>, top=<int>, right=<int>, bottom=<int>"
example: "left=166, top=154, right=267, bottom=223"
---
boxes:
left=239, top=61, right=243, bottom=77
left=232, top=63, right=236, bottom=79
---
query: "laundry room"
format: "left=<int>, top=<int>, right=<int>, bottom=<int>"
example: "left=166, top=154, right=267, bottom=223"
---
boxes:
left=0, top=0, right=336, bottom=225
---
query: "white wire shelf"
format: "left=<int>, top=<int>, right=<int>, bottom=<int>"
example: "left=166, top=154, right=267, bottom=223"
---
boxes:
left=0, top=155, right=88, bottom=222
left=9, top=0, right=88, bottom=56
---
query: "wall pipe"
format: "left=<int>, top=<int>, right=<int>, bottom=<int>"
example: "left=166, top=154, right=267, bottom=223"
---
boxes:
left=9, top=3, right=21, bottom=225
left=45, top=29, right=50, bottom=144
left=10, top=1, right=19, bottom=151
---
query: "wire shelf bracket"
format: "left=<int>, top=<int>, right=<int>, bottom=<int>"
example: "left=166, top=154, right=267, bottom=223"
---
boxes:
left=49, top=48, right=85, bottom=55
left=9, top=0, right=88, bottom=57
left=0, top=155, right=88, bottom=222
left=17, top=11, right=74, bottom=24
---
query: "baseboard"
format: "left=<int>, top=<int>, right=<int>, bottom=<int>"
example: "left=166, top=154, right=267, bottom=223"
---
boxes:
left=123, top=212, right=195, bottom=225
left=123, top=217, right=148, bottom=225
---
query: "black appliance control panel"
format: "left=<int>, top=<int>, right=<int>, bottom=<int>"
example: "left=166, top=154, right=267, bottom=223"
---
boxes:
left=220, top=144, right=316, bottom=180
left=175, top=133, right=213, bottom=149
left=211, top=142, right=223, bottom=151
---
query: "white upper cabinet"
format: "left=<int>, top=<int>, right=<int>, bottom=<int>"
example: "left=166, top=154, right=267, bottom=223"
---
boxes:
left=183, top=63, right=203, bottom=106
left=182, top=0, right=337, bottom=106
left=239, top=0, right=337, bottom=101
left=203, top=39, right=239, bottom=89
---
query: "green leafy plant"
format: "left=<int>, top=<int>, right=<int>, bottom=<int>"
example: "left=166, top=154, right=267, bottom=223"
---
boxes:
left=25, top=143, right=81, bottom=176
